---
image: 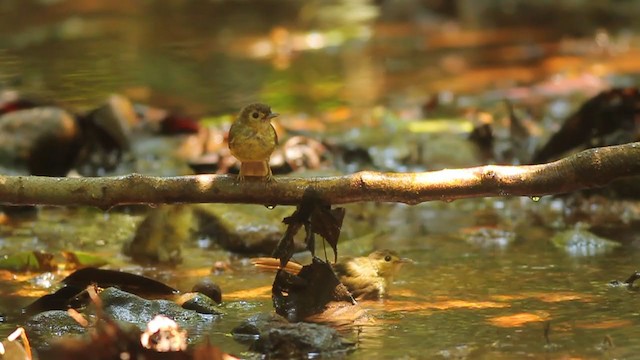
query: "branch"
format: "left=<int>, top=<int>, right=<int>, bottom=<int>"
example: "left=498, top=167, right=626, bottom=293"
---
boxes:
left=0, top=142, right=638, bottom=208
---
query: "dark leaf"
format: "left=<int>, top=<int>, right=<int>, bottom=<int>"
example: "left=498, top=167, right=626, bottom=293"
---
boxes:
left=304, top=224, right=315, bottom=258
left=272, top=221, right=303, bottom=267
left=272, top=257, right=354, bottom=322
left=21, top=284, right=85, bottom=317
left=63, top=267, right=178, bottom=296
left=22, top=268, right=179, bottom=317
left=272, top=188, right=346, bottom=266
left=310, top=207, right=345, bottom=262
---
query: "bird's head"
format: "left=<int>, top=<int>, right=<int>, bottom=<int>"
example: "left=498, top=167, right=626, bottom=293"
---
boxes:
left=367, top=249, right=412, bottom=279
left=239, top=103, right=278, bottom=123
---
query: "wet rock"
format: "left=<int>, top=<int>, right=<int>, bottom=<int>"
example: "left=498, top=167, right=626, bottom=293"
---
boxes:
left=99, top=287, right=220, bottom=335
left=75, top=94, right=137, bottom=176
left=533, top=88, right=640, bottom=164
left=194, top=204, right=303, bottom=254
left=176, top=292, right=223, bottom=315
left=24, top=310, right=87, bottom=351
left=330, top=123, right=480, bottom=173
left=232, top=313, right=355, bottom=358
left=232, top=313, right=288, bottom=340
left=463, top=227, right=516, bottom=248
left=191, top=278, right=222, bottom=304
left=85, top=94, right=136, bottom=151
left=123, top=205, right=194, bottom=265
left=251, top=322, right=354, bottom=359
left=551, top=223, right=621, bottom=256
left=0, top=106, right=80, bottom=176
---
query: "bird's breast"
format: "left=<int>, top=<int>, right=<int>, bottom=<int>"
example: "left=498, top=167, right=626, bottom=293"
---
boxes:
left=229, top=123, right=277, bottom=161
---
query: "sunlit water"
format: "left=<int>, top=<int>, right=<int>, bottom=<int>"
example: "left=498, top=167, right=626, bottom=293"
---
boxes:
left=1, top=200, right=639, bottom=359
left=1, top=0, right=640, bottom=359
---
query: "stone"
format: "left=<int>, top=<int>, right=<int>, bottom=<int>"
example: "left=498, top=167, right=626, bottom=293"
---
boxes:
left=194, top=204, right=303, bottom=254
left=232, top=312, right=354, bottom=358
left=0, top=106, right=80, bottom=176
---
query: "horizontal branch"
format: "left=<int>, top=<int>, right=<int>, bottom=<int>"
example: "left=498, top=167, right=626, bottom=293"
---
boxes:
left=0, top=142, right=638, bottom=208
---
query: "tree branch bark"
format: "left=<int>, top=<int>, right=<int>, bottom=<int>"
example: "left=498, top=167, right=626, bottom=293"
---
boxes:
left=0, top=142, right=638, bottom=209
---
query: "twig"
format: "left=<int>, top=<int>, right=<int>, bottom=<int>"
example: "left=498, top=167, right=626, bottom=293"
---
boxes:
left=0, top=142, right=638, bottom=208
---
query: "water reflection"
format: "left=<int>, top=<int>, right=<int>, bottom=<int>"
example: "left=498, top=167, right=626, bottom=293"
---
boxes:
left=1, top=0, right=638, bottom=116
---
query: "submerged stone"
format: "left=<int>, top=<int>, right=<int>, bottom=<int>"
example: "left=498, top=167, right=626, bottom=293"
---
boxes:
left=178, top=292, right=224, bottom=315
left=551, top=224, right=621, bottom=256
left=194, top=204, right=302, bottom=254
left=24, top=310, right=87, bottom=351
left=99, top=287, right=220, bottom=337
left=232, top=313, right=355, bottom=358
left=191, top=278, right=222, bottom=304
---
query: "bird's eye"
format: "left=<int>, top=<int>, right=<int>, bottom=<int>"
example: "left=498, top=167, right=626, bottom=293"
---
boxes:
left=252, top=112, right=259, bottom=119
left=384, top=255, right=392, bottom=262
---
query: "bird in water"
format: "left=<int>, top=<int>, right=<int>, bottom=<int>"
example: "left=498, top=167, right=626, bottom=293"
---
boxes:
left=228, top=103, right=278, bottom=181
left=252, top=249, right=412, bottom=300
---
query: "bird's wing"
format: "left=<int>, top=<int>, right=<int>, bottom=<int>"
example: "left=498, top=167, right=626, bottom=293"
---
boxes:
left=271, top=124, right=278, bottom=145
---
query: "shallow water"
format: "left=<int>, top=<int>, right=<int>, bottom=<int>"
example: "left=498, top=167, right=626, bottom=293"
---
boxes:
left=1, top=200, right=639, bottom=359
left=1, top=1, right=640, bottom=359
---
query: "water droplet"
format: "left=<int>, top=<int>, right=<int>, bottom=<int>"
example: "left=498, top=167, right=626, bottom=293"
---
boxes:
left=265, top=204, right=277, bottom=210
left=530, top=196, right=541, bottom=202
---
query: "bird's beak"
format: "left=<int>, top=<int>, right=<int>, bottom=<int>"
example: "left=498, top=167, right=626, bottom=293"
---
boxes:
left=398, top=257, right=414, bottom=264
left=267, top=112, right=279, bottom=120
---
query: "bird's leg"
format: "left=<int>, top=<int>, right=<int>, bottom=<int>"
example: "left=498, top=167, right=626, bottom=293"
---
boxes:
left=264, top=163, right=277, bottom=182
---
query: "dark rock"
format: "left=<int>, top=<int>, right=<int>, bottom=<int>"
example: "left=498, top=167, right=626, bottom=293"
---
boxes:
left=0, top=106, right=80, bottom=176
left=533, top=88, right=640, bottom=164
left=232, top=313, right=354, bottom=358
left=232, top=313, right=288, bottom=340
left=75, top=94, right=137, bottom=176
left=85, top=94, right=136, bottom=152
left=99, top=287, right=219, bottom=336
left=191, top=278, right=222, bottom=304
left=178, top=292, right=223, bottom=315
left=24, top=310, right=87, bottom=351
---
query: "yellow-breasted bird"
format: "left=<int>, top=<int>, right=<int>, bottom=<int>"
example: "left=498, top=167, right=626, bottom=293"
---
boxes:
left=252, top=249, right=412, bottom=300
left=228, top=103, right=278, bottom=181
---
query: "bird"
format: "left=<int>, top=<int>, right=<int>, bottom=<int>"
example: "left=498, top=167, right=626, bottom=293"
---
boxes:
left=252, top=249, right=412, bottom=300
left=228, top=103, right=278, bottom=181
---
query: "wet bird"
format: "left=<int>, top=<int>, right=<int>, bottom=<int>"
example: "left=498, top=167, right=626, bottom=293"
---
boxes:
left=228, top=103, right=278, bottom=181
left=252, top=249, right=412, bottom=300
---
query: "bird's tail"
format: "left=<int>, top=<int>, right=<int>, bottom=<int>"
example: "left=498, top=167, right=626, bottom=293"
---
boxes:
left=250, top=257, right=303, bottom=275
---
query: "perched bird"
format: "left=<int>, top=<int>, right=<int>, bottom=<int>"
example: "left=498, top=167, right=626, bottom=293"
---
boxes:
left=228, top=103, right=278, bottom=181
left=252, top=249, right=412, bottom=300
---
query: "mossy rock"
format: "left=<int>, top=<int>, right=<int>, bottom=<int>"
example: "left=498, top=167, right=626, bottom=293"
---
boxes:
left=194, top=204, right=303, bottom=254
